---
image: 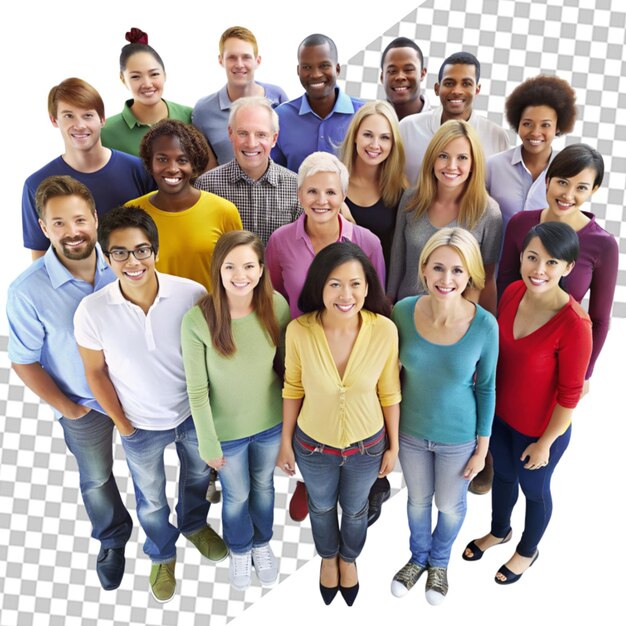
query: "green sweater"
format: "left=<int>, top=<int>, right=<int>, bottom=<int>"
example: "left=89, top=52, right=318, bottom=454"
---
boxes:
left=181, top=292, right=290, bottom=460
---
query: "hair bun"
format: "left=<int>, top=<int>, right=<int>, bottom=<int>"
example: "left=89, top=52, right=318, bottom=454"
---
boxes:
left=125, top=28, right=149, bottom=45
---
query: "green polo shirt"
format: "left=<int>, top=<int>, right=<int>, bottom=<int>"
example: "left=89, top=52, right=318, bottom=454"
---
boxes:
left=101, top=98, right=192, bottom=156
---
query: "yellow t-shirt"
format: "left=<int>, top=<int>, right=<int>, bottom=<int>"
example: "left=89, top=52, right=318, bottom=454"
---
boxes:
left=283, top=310, right=401, bottom=448
left=126, top=191, right=242, bottom=291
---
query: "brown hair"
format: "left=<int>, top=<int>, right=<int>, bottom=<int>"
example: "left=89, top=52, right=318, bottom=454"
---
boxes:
left=35, top=175, right=96, bottom=220
left=219, top=26, right=259, bottom=56
left=48, top=77, right=105, bottom=120
left=198, top=231, right=279, bottom=357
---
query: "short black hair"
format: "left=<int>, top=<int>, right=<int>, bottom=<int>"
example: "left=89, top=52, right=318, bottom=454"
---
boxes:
left=297, top=242, right=390, bottom=317
left=298, top=33, right=338, bottom=63
left=522, top=221, right=579, bottom=266
left=438, top=51, right=480, bottom=83
left=505, top=75, right=577, bottom=134
left=139, top=119, right=211, bottom=179
left=380, top=37, right=424, bottom=69
left=546, top=143, right=604, bottom=189
left=98, top=206, right=160, bottom=256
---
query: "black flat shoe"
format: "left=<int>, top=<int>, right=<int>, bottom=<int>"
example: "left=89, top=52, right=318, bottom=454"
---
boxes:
left=96, top=546, right=126, bottom=591
left=462, top=528, right=512, bottom=561
left=319, top=561, right=339, bottom=605
left=495, top=551, right=539, bottom=585
left=367, top=477, right=391, bottom=527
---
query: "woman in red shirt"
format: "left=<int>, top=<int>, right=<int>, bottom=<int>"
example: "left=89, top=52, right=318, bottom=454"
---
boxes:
left=462, top=221, right=592, bottom=584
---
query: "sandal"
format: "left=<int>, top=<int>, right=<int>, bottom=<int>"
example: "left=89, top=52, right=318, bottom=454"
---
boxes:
left=495, top=551, right=539, bottom=585
left=462, top=528, right=512, bottom=561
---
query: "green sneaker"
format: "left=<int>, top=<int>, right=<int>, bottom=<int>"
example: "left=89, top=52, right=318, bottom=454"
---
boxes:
left=149, top=559, right=176, bottom=603
left=185, top=525, right=229, bottom=562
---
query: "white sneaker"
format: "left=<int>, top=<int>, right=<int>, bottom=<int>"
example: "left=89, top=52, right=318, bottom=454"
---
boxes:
left=229, top=551, right=252, bottom=591
left=252, top=543, right=279, bottom=587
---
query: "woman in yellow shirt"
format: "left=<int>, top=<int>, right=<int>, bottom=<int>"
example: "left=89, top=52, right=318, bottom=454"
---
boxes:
left=277, top=241, right=401, bottom=606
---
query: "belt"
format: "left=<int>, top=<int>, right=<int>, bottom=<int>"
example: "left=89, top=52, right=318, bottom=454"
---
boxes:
left=295, top=428, right=386, bottom=457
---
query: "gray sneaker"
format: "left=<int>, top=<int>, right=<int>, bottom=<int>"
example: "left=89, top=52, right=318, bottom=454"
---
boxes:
left=229, top=551, right=252, bottom=591
left=391, top=561, right=427, bottom=597
left=425, top=566, right=448, bottom=605
left=252, top=543, right=279, bottom=587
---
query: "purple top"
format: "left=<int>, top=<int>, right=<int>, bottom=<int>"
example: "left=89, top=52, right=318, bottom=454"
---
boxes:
left=497, top=209, right=618, bottom=378
left=265, top=213, right=386, bottom=319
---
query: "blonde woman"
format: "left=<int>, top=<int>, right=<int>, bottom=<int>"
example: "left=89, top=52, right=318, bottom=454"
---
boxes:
left=387, top=120, right=502, bottom=314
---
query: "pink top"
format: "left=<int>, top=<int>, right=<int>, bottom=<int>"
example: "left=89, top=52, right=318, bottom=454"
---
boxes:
left=496, top=281, right=592, bottom=437
left=265, top=213, right=386, bottom=319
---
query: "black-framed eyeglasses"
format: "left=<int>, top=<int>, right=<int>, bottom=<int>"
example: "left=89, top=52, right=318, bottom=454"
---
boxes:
left=104, top=246, right=154, bottom=262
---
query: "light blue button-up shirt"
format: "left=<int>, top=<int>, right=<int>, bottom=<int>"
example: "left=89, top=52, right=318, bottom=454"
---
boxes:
left=7, top=245, right=115, bottom=419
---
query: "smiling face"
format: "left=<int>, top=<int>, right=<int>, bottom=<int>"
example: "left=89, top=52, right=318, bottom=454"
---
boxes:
left=298, top=171, right=344, bottom=227
left=355, top=114, right=393, bottom=167
left=520, top=236, right=573, bottom=294
left=39, top=194, right=98, bottom=262
left=546, top=167, right=598, bottom=219
left=434, top=63, right=480, bottom=121
left=433, top=136, right=472, bottom=190
left=121, top=51, right=165, bottom=107
left=106, top=227, right=157, bottom=293
left=228, top=105, right=277, bottom=179
left=322, top=259, right=368, bottom=321
left=381, top=46, right=426, bottom=107
left=51, top=100, right=104, bottom=153
left=518, top=105, right=559, bottom=159
left=150, top=134, right=195, bottom=195
left=219, top=37, right=261, bottom=88
left=220, top=243, right=263, bottom=301
left=421, top=245, right=470, bottom=298
left=297, top=43, right=340, bottom=101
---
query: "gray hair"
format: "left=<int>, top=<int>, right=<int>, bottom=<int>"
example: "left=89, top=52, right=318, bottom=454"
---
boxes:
left=297, top=151, right=349, bottom=195
left=228, top=96, right=279, bottom=134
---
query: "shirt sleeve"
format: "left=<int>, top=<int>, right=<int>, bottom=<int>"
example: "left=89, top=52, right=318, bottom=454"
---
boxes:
left=478, top=198, right=503, bottom=265
left=474, top=311, right=499, bottom=437
left=180, top=309, right=222, bottom=460
left=22, top=180, right=47, bottom=251
left=376, top=321, right=402, bottom=407
left=556, top=313, right=593, bottom=409
left=282, top=322, right=304, bottom=400
left=6, top=288, right=44, bottom=364
left=265, top=234, right=287, bottom=300
left=387, top=196, right=410, bottom=301
left=585, top=231, right=618, bottom=378
left=73, top=301, right=103, bottom=351
left=497, top=215, right=524, bottom=299
left=270, top=139, right=287, bottom=168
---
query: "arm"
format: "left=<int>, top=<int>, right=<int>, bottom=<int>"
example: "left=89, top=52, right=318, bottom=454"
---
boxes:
left=497, top=216, right=524, bottom=299
left=470, top=262, right=497, bottom=315
left=12, top=362, right=89, bottom=419
left=31, top=250, right=46, bottom=261
left=520, top=403, right=574, bottom=469
left=77, top=346, right=135, bottom=436
left=378, top=403, right=400, bottom=477
left=265, top=234, right=288, bottom=300
left=464, top=435, right=489, bottom=478
left=386, top=201, right=409, bottom=301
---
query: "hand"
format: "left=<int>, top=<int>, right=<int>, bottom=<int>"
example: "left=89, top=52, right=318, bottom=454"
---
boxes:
left=521, top=442, right=550, bottom=470
left=463, top=453, right=486, bottom=480
left=276, top=441, right=296, bottom=476
left=378, top=449, right=398, bottom=477
left=117, top=422, right=137, bottom=437
left=206, top=456, right=225, bottom=471
left=580, top=379, right=590, bottom=400
left=64, top=403, right=90, bottom=420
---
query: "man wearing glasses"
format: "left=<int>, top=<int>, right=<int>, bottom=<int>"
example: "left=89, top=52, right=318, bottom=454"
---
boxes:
left=74, top=206, right=227, bottom=603
left=7, top=176, right=133, bottom=592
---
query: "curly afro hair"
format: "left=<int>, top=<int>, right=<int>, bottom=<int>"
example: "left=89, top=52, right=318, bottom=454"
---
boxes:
left=139, top=119, right=210, bottom=179
left=505, top=75, right=577, bottom=135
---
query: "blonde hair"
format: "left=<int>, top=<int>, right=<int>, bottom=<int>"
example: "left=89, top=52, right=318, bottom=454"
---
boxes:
left=297, top=152, right=349, bottom=195
left=340, top=100, right=407, bottom=207
left=418, top=227, right=485, bottom=293
left=405, top=120, right=488, bottom=230
left=219, top=26, right=258, bottom=56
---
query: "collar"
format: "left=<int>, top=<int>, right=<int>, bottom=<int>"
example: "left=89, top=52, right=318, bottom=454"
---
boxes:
left=512, top=144, right=556, bottom=171
left=45, top=243, right=109, bottom=290
left=217, top=85, right=233, bottom=112
left=120, top=99, right=170, bottom=129
left=229, top=157, right=278, bottom=186
left=298, top=88, right=355, bottom=118
left=108, top=270, right=171, bottom=306
left=433, top=105, right=477, bottom=130
left=295, top=213, right=353, bottom=242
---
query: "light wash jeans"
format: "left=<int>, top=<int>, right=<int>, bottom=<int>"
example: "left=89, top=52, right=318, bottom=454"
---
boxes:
left=399, top=431, right=475, bottom=568
left=218, top=423, right=282, bottom=554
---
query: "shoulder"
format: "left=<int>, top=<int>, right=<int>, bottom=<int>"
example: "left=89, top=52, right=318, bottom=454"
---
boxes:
left=125, top=191, right=154, bottom=208
left=499, top=280, right=525, bottom=311
left=273, top=291, right=291, bottom=320
left=509, top=209, right=541, bottom=230
left=365, top=311, right=398, bottom=338
left=25, top=157, right=67, bottom=186
left=198, top=190, right=238, bottom=210
left=8, top=258, right=47, bottom=294
left=108, top=149, right=144, bottom=171
left=392, top=296, right=417, bottom=318
left=268, top=219, right=297, bottom=243
left=164, top=100, right=193, bottom=121
left=474, top=304, right=499, bottom=333
left=276, top=97, right=302, bottom=115
left=193, top=91, right=220, bottom=111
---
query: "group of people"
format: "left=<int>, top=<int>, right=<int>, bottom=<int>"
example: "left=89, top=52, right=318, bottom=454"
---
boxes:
left=7, top=23, right=618, bottom=610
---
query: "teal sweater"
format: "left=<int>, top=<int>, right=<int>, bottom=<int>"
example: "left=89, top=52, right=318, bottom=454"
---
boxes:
left=181, top=292, right=290, bottom=460
left=392, top=296, right=498, bottom=444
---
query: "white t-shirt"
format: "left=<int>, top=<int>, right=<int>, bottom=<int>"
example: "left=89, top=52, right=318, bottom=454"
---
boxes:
left=400, top=106, right=510, bottom=185
left=74, top=272, right=207, bottom=430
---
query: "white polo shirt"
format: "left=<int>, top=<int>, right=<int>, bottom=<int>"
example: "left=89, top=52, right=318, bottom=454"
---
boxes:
left=400, top=105, right=510, bottom=185
left=74, top=272, right=207, bottom=430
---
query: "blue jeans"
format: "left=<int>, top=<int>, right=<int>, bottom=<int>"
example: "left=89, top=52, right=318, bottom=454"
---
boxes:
left=218, top=423, right=282, bottom=554
left=59, top=409, right=132, bottom=549
left=293, top=425, right=386, bottom=563
left=490, top=416, right=571, bottom=558
left=120, top=416, right=210, bottom=563
left=398, top=432, right=476, bottom=568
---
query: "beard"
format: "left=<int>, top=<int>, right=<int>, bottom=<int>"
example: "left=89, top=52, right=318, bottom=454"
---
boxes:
left=58, top=236, right=97, bottom=261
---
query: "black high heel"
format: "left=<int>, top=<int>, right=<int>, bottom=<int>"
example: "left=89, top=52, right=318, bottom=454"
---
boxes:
left=339, top=561, right=359, bottom=606
left=319, top=559, right=339, bottom=605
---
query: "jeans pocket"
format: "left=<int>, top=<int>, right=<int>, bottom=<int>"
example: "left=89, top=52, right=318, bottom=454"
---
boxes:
left=120, top=427, right=141, bottom=443
left=364, top=435, right=387, bottom=458
left=293, top=433, right=318, bottom=457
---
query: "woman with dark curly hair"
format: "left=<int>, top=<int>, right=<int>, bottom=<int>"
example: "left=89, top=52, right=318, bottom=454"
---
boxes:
left=125, top=119, right=242, bottom=290
left=103, top=28, right=216, bottom=168
left=486, top=75, right=577, bottom=233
